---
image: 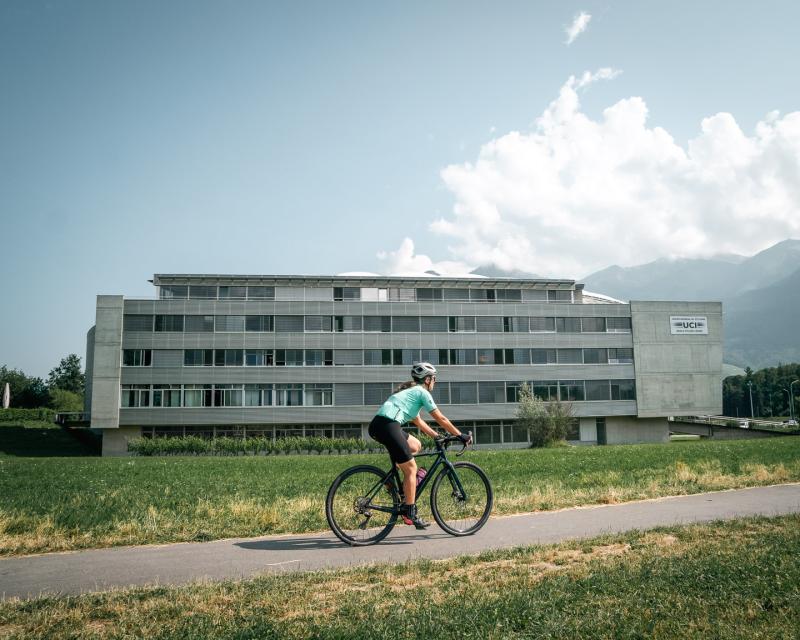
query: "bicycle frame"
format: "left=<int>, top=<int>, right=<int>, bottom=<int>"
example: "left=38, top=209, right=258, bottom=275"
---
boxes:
left=360, top=443, right=468, bottom=515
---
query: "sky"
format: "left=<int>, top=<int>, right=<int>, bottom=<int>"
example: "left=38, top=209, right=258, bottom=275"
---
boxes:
left=1, top=0, right=800, bottom=377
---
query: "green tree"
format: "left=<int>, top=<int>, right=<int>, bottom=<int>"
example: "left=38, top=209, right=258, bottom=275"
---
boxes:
left=48, top=388, right=84, bottom=412
left=515, top=383, right=574, bottom=447
left=47, top=354, right=84, bottom=395
left=0, top=365, right=50, bottom=408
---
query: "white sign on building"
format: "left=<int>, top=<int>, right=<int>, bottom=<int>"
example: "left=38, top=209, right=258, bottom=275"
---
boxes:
left=670, top=316, right=708, bottom=335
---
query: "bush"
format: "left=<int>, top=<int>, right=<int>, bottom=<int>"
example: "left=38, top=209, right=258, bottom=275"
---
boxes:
left=48, top=389, right=84, bottom=413
left=516, top=384, right=574, bottom=448
left=128, top=435, right=376, bottom=456
left=0, top=407, right=56, bottom=423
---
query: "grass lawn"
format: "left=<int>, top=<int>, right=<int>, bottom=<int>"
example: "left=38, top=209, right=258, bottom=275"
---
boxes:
left=1, top=514, right=799, bottom=639
left=1, top=437, right=799, bottom=556
left=0, top=421, right=98, bottom=458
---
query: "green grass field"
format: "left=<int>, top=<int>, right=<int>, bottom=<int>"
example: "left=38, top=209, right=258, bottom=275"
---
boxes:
left=0, top=421, right=97, bottom=458
left=1, top=436, right=799, bottom=556
left=2, top=514, right=798, bottom=639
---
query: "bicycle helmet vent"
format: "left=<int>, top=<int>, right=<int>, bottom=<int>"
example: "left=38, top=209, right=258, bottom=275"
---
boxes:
left=411, top=362, right=437, bottom=380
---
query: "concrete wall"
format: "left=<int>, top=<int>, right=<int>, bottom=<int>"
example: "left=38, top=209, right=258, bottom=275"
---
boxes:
left=84, top=326, right=95, bottom=414
left=605, top=416, right=670, bottom=444
left=630, top=301, right=723, bottom=418
left=90, top=296, right=124, bottom=429
left=102, top=426, right=142, bottom=456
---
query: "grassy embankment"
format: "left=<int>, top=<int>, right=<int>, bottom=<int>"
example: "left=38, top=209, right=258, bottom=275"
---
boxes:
left=1, top=435, right=799, bottom=556
left=1, top=515, right=799, bottom=638
left=0, top=420, right=97, bottom=458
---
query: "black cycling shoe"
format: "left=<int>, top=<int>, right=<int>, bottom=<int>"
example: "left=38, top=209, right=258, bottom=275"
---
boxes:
left=400, top=503, right=430, bottom=530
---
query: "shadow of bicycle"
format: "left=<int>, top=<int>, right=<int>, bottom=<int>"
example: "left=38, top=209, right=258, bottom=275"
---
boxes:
left=235, top=530, right=449, bottom=551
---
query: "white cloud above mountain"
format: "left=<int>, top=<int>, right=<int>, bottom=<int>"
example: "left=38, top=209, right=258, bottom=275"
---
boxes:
left=565, top=11, right=592, bottom=45
left=380, top=70, right=800, bottom=278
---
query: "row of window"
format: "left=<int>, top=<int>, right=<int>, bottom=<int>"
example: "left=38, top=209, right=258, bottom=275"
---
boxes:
left=140, top=420, right=579, bottom=444
left=120, top=379, right=636, bottom=408
left=159, top=285, right=575, bottom=304
left=123, top=314, right=632, bottom=334
left=123, top=347, right=634, bottom=368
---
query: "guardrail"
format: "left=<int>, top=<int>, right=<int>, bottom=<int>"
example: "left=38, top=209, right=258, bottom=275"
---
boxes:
left=673, top=415, right=799, bottom=434
left=55, top=412, right=91, bottom=426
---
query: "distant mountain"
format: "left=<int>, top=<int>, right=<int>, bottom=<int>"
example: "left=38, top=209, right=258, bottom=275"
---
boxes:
left=471, top=265, right=542, bottom=279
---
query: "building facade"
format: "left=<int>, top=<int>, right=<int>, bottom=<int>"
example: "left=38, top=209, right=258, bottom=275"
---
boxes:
left=85, top=274, right=723, bottom=455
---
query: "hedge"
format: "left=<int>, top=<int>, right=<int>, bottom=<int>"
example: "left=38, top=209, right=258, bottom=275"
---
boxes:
left=0, top=408, right=56, bottom=423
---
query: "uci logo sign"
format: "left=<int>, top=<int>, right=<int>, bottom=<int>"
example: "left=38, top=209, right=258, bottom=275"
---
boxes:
left=670, top=316, right=708, bottom=335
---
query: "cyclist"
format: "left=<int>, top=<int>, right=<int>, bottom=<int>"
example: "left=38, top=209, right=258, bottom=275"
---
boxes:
left=368, top=362, right=472, bottom=529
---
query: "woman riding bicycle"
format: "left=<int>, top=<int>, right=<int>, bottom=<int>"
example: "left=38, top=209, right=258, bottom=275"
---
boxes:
left=368, top=362, right=472, bottom=529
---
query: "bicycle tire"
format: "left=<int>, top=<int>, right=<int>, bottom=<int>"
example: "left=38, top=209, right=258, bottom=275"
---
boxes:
left=326, top=465, right=400, bottom=546
left=430, top=461, right=493, bottom=536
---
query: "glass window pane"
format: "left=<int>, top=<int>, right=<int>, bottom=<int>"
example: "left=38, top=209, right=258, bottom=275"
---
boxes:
left=504, top=317, right=529, bottom=332
left=218, top=286, right=247, bottom=299
left=476, top=316, right=503, bottom=332
left=586, top=380, right=610, bottom=401
left=306, top=315, right=333, bottom=332
left=495, top=289, right=522, bottom=301
left=556, top=317, right=582, bottom=333
left=247, top=286, right=275, bottom=300
left=531, top=349, right=557, bottom=365
left=275, top=316, right=304, bottom=332
left=189, top=285, right=217, bottom=299
left=363, top=316, right=391, bottom=332
left=608, top=348, right=633, bottom=364
left=154, top=315, right=183, bottom=332
left=583, top=348, right=608, bottom=364
left=559, top=380, right=585, bottom=401
left=442, top=288, right=470, bottom=301
left=529, top=317, right=555, bottom=332
left=479, top=382, right=505, bottom=403
left=392, top=316, right=420, bottom=332
left=449, top=316, right=475, bottom=332
left=548, top=290, right=572, bottom=303
left=582, top=317, right=606, bottom=332
left=558, top=349, right=583, bottom=364
left=416, top=288, right=442, bottom=301
left=159, top=285, right=187, bottom=299
left=611, top=380, right=636, bottom=400
left=185, top=315, right=214, bottom=332
left=450, top=383, right=477, bottom=404
left=448, top=349, right=477, bottom=365
left=364, top=383, right=392, bottom=406
left=607, top=317, right=632, bottom=333
left=123, top=315, right=153, bottom=331
left=215, top=315, right=245, bottom=332
left=420, top=316, right=448, bottom=332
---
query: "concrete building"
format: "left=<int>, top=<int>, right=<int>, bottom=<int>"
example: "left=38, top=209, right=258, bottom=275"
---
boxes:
left=84, top=274, right=723, bottom=455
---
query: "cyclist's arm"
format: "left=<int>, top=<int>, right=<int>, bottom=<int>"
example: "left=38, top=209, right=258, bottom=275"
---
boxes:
left=428, top=409, right=463, bottom=437
left=410, top=414, right=439, bottom=439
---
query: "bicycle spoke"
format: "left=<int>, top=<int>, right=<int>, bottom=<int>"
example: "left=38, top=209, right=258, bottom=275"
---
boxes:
left=431, top=462, right=492, bottom=535
left=327, top=466, right=399, bottom=545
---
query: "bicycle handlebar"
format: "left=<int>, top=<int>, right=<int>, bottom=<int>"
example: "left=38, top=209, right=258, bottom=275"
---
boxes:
left=434, top=431, right=473, bottom=457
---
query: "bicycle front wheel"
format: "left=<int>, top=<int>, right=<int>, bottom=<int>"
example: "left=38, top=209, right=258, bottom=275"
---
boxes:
left=430, top=462, right=493, bottom=536
left=326, top=465, right=400, bottom=546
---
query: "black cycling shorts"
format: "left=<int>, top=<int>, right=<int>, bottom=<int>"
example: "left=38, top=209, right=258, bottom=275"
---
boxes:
left=368, top=415, right=412, bottom=464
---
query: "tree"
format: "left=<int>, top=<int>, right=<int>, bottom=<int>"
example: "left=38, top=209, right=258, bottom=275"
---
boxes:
left=515, top=383, right=574, bottom=447
left=48, top=388, right=84, bottom=412
left=47, top=354, right=84, bottom=395
left=0, top=365, right=50, bottom=408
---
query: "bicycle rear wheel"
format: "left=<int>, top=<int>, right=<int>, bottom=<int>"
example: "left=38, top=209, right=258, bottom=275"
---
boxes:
left=430, top=462, right=493, bottom=536
left=326, top=465, right=400, bottom=546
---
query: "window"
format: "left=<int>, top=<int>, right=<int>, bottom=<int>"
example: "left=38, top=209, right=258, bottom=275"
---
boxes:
left=215, top=315, right=245, bottom=332
left=585, top=380, right=611, bottom=401
left=218, top=286, right=247, bottom=299
left=504, top=424, right=529, bottom=442
left=607, top=317, right=632, bottom=333
left=305, top=384, right=333, bottom=406
left=245, top=350, right=274, bottom=366
left=559, top=380, right=585, bottom=401
left=152, top=384, right=181, bottom=407
left=450, top=382, right=478, bottom=404
left=245, top=315, right=274, bottom=332
left=334, top=287, right=361, bottom=301
left=443, top=288, right=470, bottom=301
left=391, top=316, right=420, bottom=332
left=364, top=383, right=392, bottom=406
left=503, top=317, right=529, bottom=332
left=583, top=348, right=608, bottom=364
left=275, top=315, right=304, bottom=332
left=334, top=350, right=362, bottom=366
left=475, top=423, right=501, bottom=444
left=184, top=349, right=213, bottom=366
left=335, top=315, right=363, bottom=332
left=476, top=316, right=503, bottom=332
left=183, top=385, right=212, bottom=407
left=245, top=384, right=273, bottom=406
left=416, top=288, right=443, bottom=301
left=335, top=384, right=363, bottom=405
left=531, top=349, right=557, bottom=365
left=448, top=316, right=475, bottom=332
left=185, top=315, right=214, bottom=332
left=189, top=285, right=217, bottom=299
left=522, top=290, right=547, bottom=302
left=215, top=349, right=244, bottom=367
left=529, top=317, right=555, bottom=332
left=477, top=349, right=503, bottom=365
left=120, top=385, right=150, bottom=407
left=123, top=315, right=153, bottom=331
left=504, top=349, right=531, bottom=365
left=431, top=382, right=450, bottom=404
left=154, top=315, right=184, bottom=332
left=470, top=289, right=495, bottom=302
left=611, top=380, right=636, bottom=400
left=479, top=382, right=505, bottom=403
left=556, top=317, right=582, bottom=333
left=420, top=316, right=448, bottom=332
left=276, top=349, right=304, bottom=366
left=608, top=348, right=634, bottom=364
left=361, top=288, right=388, bottom=302
left=582, top=317, right=606, bottom=332
left=388, top=288, right=415, bottom=302
left=305, top=350, right=333, bottom=366
left=275, top=384, right=303, bottom=406
left=495, top=289, right=522, bottom=302
left=449, top=349, right=477, bottom=365
left=123, top=349, right=152, bottom=367
left=557, top=349, right=583, bottom=365
left=363, top=316, right=391, bottom=332
left=532, top=381, right=558, bottom=401
left=421, top=349, right=449, bottom=365
left=305, top=315, right=333, bottom=332
left=392, top=349, right=421, bottom=366
left=364, top=349, right=392, bottom=366
left=506, top=382, right=524, bottom=402
left=214, top=384, right=243, bottom=407
left=548, top=290, right=572, bottom=303
left=247, top=286, right=275, bottom=300
left=159, top=285, right=187, bottom=299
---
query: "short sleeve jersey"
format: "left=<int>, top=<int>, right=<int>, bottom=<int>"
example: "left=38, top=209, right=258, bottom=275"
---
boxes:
left=376, top=386, right=438, bottom=424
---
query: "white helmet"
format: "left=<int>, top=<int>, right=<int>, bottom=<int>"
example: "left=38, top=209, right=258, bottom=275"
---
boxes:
left=411, top=362, right=437, bottom=381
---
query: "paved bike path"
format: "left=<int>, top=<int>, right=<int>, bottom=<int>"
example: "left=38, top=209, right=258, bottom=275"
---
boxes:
left=2, top=483, right=799, bottom=601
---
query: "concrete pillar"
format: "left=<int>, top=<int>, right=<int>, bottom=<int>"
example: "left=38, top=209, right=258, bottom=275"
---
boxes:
left=101, top=426, right=142, bottom=456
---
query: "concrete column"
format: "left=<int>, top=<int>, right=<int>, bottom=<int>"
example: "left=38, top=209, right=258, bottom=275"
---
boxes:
left=102, top=426, right=142, bottom=456
left=90, top=296, right=124, bottom=431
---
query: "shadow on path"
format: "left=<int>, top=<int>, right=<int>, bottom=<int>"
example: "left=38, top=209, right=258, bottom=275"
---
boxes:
left=235, top=531, right=450, bottom=551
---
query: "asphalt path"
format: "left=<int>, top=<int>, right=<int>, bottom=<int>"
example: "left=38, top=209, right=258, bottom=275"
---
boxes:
left=2, top=483, right=799, bottom=601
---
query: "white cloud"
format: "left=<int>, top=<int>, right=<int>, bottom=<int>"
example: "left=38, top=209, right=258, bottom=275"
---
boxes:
left=415, top=70, right=800, bottom=278
left=565, top=11, right=592, bottom=45
left=377, top=238, right=475, bottom=277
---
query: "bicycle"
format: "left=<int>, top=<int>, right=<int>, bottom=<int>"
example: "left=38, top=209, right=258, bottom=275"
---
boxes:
left=325, top=432, right=493, bottom=546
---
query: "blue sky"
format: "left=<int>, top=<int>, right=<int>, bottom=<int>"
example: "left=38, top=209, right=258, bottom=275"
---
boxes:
left=2, top=1, right=799, bottom=377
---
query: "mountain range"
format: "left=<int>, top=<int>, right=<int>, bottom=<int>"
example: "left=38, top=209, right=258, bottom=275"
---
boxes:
left=473, top=239, right=800, bottom=370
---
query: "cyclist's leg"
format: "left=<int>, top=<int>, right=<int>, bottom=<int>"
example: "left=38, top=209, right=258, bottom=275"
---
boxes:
left=397, top=457, right=418, bottom=505
left=407, top=434, right=422, bottom=455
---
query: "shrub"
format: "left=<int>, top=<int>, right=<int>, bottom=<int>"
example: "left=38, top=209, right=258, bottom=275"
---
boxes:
left=0, top=407, right=56, bottom=423
left=516, top=384, right=574, bottom=448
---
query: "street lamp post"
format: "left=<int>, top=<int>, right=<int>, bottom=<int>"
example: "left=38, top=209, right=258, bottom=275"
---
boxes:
left=783, top=389, right=793, bottom=422
left=790, top=380, right=799, bottom=422
left=747, top=381, right=754, bottom=419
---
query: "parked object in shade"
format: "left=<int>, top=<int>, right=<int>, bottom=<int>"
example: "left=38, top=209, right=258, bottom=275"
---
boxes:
left=2, top=382, right=9, bottom=409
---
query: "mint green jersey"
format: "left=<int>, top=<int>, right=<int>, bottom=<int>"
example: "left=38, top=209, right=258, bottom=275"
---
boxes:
left=376, top=385, right=438, bottom=424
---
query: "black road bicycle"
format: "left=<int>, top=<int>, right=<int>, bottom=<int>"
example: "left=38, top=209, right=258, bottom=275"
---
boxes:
left=325, top=433, right=493, bottom=546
